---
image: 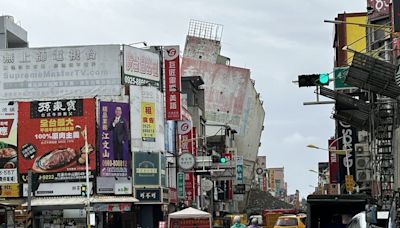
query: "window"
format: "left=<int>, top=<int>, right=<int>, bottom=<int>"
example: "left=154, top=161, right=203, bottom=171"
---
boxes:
left=275, top=218, right=298, bottom=226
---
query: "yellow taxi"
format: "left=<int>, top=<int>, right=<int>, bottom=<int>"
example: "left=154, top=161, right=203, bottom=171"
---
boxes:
left=273, top=214, right=306, bottom=228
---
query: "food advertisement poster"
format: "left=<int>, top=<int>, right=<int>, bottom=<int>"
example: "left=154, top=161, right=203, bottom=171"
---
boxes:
left=18, top=98, right=96, bottom=182
left=99, top=101, right=130, bottom=177
left=141, top=102, right=156, bottom=142
left=0, top=102, right=18, bottom=184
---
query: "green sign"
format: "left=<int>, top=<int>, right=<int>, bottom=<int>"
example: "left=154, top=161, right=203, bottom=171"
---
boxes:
left=133, top=152, right=160, bottom=185
left=177, top=172, right=185, bottom=198
left=161, top=155, right=166, bottom=187
left=334, top=67, right=354, bottom=90
left=236, top=164, right=243, bottom=184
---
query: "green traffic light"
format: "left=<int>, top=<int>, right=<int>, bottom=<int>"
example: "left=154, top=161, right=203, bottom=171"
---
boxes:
left=220, top=157, right=227, bottom=163
left=319, top=73, right=329, bottom=85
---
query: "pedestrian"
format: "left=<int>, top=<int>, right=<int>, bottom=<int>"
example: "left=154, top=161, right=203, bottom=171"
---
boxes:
left=231, top=216, right=246, bottom=228
left=248, top=218, right=260, bottom=228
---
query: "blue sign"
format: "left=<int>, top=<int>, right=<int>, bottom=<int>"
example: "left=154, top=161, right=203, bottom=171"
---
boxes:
left=135, top=188, right=161, bottom=202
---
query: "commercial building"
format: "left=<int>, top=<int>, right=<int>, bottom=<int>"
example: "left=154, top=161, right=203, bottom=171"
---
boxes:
left=181, top=19, right=265, bottom=214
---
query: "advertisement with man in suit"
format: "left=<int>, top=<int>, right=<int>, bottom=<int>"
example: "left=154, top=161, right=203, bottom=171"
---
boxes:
left=99, top=102, right=130, bottom=177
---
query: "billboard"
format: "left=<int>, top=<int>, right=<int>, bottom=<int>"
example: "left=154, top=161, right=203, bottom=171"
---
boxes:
left=367, top=0, right=389, bottom=20
left=133, top=152, right=160, bottom=186
left=130, top=86, right=165, bottom=152
left=181, top=57, right=250, bottom=130
left=123, top=45, right=160, bottom=87
left=18, top=98, right=96, bottom=182
left=0, top=45, right=121, bottom=100
left=164, top=46, right=181, bottom=120
left=0, top=102, right=18, bottom=184
left=337, top=121, right=358, bottom=189
left=328, top=139, right=339, bottom=184
left=141, top=102, right=156, bottom=142
left=164, top=121, right=176, bottom=153
left=99, top=101, right=130, bottom=177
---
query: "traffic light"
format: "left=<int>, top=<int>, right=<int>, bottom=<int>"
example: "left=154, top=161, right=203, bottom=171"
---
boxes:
left=298, top=73, right=330, bottom=87
left=80, top=184, right=87, bottom=197
left=219, top=156, right=227, bottom=164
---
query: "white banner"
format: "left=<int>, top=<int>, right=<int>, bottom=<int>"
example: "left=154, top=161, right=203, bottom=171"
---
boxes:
left=0, top=45, right=121, bottom=100
left=23, top=182, right=93, bottom=196
left=130, top=86, right=165, bottom=152
left=123, top=45, right=160, bottom=86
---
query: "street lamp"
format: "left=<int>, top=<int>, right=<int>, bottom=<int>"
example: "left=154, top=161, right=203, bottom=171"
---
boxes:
left=309, top=169, right=329, bottom=194
left=307, top=137, right=354, bottom=194
left=75, top=125, right=91, bottom=228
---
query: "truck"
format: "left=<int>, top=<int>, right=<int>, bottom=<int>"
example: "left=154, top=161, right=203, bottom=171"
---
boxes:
left=306, top=194, right=370, bottom=227
left=262, top=208, right=297, bottom=228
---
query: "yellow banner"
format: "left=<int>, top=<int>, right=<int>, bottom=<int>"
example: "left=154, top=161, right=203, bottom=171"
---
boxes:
left=0, top=184, right=19, bottom=197
left=141, top=102, right=156, bottom=142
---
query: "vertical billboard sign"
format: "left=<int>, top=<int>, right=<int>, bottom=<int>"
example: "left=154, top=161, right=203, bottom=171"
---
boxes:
left=164, top=46, right=181, bottom=120
left=0, top=102, right=18, bottom=185
left=141, top=102, right=156, bottom=142
left=99, top=101, right=130, bottom=177
left=177, top=172, right=185, bottom=198
left=393, top=0, right=400, bottom=32
left=18, top=99, right=96, bottom=182
left=328, top=139, right=339, bottom=184
left=318, top=162, right=329, bottom=184
left=0, top=45, right=121, bottom=100
left=130, top=85, right=165, bottom=152
left=337, top=121, right=357, bottom=187
left=236, top=155, right=244, bottom=184
left=122, top=45, right=160, bottom=87
left=133, top=152, right=160, bottom=186
left=164, top=121, right=176, bottom=154
left=183, top=126, right=196, bottom=206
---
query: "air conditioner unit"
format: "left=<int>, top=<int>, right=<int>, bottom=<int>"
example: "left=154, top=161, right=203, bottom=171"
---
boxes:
left=358, top=131, right=368, bottom=142
left=356, top=156, right=371, bottom=170
left=355, top=143, right=369, bottom=156
left=357, top=169, right=372, bottom=182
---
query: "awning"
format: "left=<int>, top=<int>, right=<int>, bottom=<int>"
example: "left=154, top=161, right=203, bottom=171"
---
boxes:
left=0, top=199, right=25, bottom=206
left=90, top=196, right=139, bottom=203
left=22, top=196, right=86, bottom=207
left=21, top=196, right=139, bottom=207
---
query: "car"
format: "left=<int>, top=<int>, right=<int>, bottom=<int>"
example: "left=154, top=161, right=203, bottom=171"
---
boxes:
left=346, top=212, right=367, bottom=228
left=346, top=211, right=388, bottom=228
left=273, top=215, right=306, bottom=228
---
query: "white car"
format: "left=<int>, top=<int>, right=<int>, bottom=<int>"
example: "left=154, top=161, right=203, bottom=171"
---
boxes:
left=346, top=212, right=367, bottom=228
left=346, top=211, right=388, bottom=228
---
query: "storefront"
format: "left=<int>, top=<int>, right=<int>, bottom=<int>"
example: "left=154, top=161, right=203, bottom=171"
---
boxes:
left=22, top=196, right=87, bottom=227
left=21, top=195, right=138, bottom=228
left=134, top=187, right=170, bottom=228
left=91, top=195, right=138, bottom=228
left=0, top=198, right=25, bottom=228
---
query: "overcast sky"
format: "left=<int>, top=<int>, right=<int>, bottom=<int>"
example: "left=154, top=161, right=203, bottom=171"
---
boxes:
left=2, top=0, right=366, bottom=198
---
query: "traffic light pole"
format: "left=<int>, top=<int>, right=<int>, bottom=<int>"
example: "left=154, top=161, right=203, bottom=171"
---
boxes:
left=303, top=86, right=334, bottom=106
